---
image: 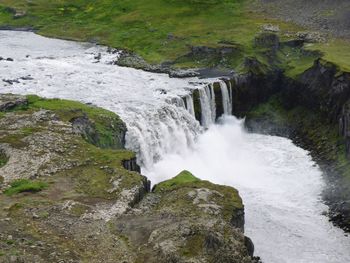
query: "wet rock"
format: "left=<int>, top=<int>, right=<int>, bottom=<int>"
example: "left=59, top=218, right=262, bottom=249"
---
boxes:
left=296, top=31, right=326, bottom=43
left=0, top=94, right=28, bottom=111
left=254, top=32, right=280, bottom=50
left=261, top=24, right=280, bottom=32
left=168, top=69, right=199, bottom=78
left=122, top=157, right=141, bottom=173
left=244, top=236, right=255, bottom=257
left=71, top=113, right=127, bottom=149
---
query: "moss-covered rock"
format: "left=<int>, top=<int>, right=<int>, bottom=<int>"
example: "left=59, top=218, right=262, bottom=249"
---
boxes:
left=0, top=94, right=253, bottom=262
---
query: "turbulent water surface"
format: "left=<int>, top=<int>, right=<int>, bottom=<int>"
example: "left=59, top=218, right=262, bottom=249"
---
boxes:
left=1, top=31, right=350, bottom=263
left=146, top=117, right=350, bottom=263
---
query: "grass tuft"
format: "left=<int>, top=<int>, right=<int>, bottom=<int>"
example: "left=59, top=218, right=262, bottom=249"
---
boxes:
left=154, top=170, right=200, bottom=192
left=4, top=179, right=48, bottom=196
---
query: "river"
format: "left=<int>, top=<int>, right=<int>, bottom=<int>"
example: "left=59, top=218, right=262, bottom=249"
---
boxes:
left=1, top=30, right=349, bottom=263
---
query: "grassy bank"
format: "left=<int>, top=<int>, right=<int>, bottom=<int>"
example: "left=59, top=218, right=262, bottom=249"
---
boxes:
left=0, top=0, right=349, bottom=76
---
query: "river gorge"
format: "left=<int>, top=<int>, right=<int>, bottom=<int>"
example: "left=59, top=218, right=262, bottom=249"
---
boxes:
left=1, top=30, right=350, bottom=262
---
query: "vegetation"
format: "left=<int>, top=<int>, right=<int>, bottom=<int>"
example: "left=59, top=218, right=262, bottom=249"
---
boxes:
left=0, top=152, right=7, bottom=168
left=4, top=179, right=48, bottom=196
left=2, top=0, right=349, bottom=76
left=154, top=170, right=200, bottom=192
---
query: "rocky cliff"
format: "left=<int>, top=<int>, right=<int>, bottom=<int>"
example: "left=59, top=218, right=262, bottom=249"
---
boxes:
left=234, top=58, right=350, bottom=232
left=0, top=94, right=254, bottom=263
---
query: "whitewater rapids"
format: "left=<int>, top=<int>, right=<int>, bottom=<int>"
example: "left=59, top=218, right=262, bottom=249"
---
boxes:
left=145, top=116, right=350, bottom=263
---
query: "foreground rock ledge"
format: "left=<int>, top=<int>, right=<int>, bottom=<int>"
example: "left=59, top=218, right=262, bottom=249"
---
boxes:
left=0, top=94, right=254, bottom=263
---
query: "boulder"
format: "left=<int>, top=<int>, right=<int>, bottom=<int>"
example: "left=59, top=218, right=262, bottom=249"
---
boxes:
left=0, top=94, right=28, bottom=111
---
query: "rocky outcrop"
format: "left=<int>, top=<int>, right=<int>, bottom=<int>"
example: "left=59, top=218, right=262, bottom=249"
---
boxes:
left=122, top=157, right=141, bottom=173
left=0, top=94, right=254, bottom=262
left=71, top=113, right=127, bottom=149
left=115, top=50, right=200, bottom=78
left=0, top=94, right=28, bottom=111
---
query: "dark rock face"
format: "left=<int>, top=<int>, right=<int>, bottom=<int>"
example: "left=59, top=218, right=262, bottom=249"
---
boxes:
left=232, top=71, right=283, bottom=117
left=71, top=114, right=127, bottom=149
left=254, top=32, right=280, bottom=50
left=238, top=59, right=350, bottom=232
left=122, top=157, right=141, bottom=173
left=213, top=82, right=224, bottom=119
left=0, top=94, right=28, bottom=111
left=244, top=236, right=255, bottom=257
left=191, top=45, right=237, bottom=57
left=284, top=59, right=350, bottom=121
left=192, top=89, right=202, bottom=123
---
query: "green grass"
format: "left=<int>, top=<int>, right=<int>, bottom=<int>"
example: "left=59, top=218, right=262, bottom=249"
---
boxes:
left=4, top=179, right=48, bottom=196
left=0, top=0, right=300, bottom=68
left=154, top=170, right=200, bottom=192
left=0, top=152, right=8, bottom=168
left=0, top=0, right=348, bottom=76
left=24, top=95, right=126, bottom=149
left=306, top=39, right=350, bottom=73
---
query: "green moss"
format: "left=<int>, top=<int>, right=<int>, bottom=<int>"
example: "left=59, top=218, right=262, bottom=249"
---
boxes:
left=4, top=179, right=48, bottom=196
left=0, top=133, right=28, bottom=148
left=25, top=95, right=126, bottom=149
left=0, top=152, right=8, bottom=168
left=154, top=170, right=200, bottom=192
left=181, top=234, right=204, bottom=257
left=26, top=95, right=115, bottom=121
left=306, top=39, right=350, bottom=73
left=277, top=45, right=320, bottom=78
left=20, top=127, right=42, bottom=136
left=0, top=0, right=303, bottom=70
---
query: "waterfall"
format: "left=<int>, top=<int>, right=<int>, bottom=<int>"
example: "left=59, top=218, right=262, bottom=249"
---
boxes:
left=185, top=94, right=195, bottom=117
left=0, top=30, right=237, bottom=169
left=209, top=84, right=216, bottom=122
left=219, top=81, right=232, bottom=115
left=125, top=102, right=201, bottom=169
left=228, top=81, right=233, bottom=115
left=199, top=86, right=213, bottom=128
left=4, top=31, right=350, bottom=263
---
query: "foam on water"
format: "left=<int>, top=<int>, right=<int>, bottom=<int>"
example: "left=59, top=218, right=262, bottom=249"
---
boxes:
left=145, top=116, right=350, bottom=263
left=0, top=30, right=205, bottom=168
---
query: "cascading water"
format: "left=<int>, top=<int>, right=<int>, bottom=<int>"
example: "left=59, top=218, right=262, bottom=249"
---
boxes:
left=185, top=94, right=195, bottom=117
left=209, top=84, right=216, bottom=121
left=1, top=30, right=350, bottom=263
left=198, top=85, right=214, bottom=128
left=228, top=81, right=233, bottom=114
left=145, top=116, right=350, bottom=263
left=0, top=30, right=205, bottom=168
left=220, top=80, right=232, bottom=115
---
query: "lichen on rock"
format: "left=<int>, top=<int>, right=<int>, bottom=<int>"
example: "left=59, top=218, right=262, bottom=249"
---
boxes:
left=0, top=95, right=254, bottom=262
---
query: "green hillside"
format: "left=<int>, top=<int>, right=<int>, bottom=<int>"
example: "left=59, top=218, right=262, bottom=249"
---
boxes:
left=0, top=0, right=349, bottom=75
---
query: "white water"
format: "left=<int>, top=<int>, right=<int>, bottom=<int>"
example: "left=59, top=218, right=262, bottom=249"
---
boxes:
left=209, top=84, right=217, bottom=121
left=220, top=80, right=232, bottom=115
left=1, top=31, right=350, bottom=262
left=185, top=94, right=195, bottom=117
left=145, top=116, right=350, bottom=263
left=0, top=30, right=207, bottom=168
left=199, top=85, right=214, bottom=127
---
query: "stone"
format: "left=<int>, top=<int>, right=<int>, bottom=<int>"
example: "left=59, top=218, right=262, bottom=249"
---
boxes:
left=0, top=94, right=28, bottom=111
